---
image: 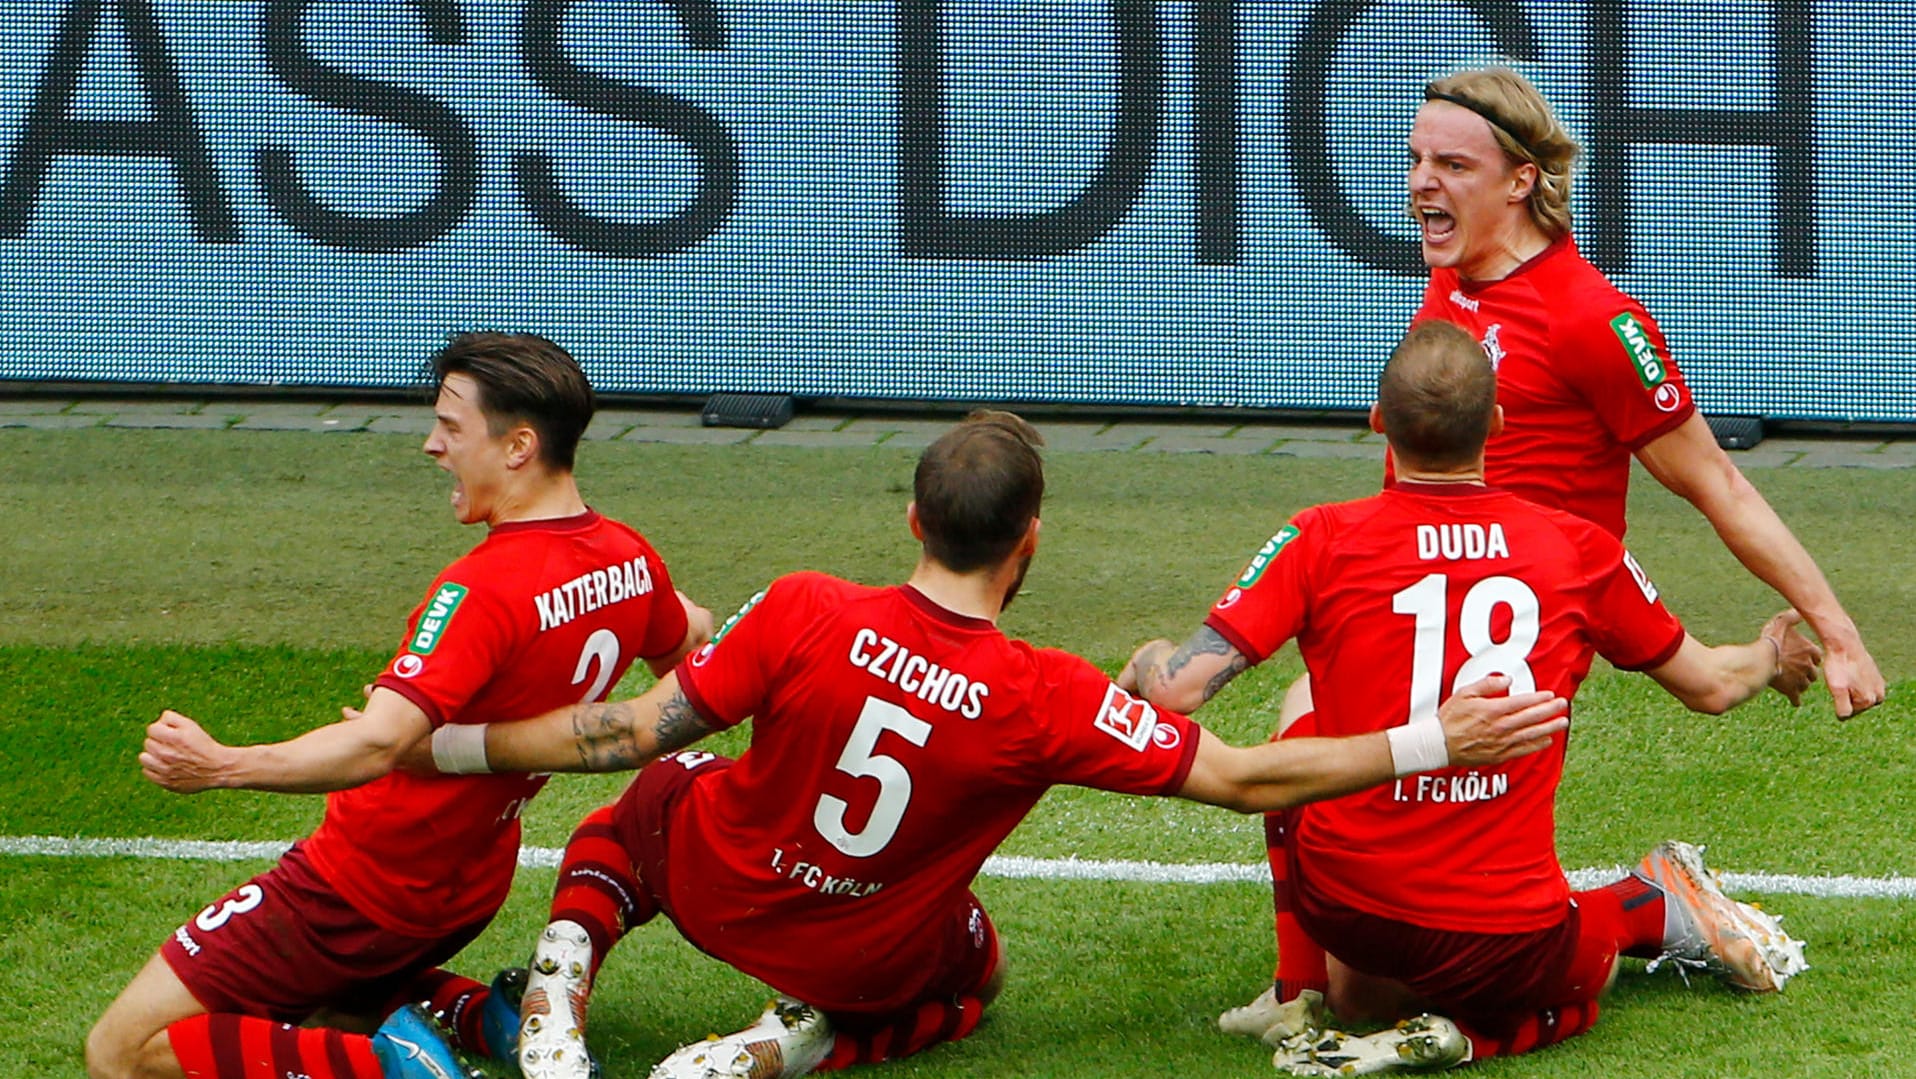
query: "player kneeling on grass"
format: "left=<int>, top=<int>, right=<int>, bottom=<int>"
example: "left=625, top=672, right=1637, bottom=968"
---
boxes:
left=1123, top=321, right=1819, bottom=1076
left=416, top=410, right=1571, bottom=1079
left=96, top=333, right=710, bottom=1079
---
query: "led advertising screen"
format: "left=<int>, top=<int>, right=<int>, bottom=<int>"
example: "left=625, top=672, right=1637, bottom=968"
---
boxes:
left=2, top=1, right=1909, bottom=420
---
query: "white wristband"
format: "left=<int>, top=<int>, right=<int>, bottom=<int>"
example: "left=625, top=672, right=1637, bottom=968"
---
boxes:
left=1386, top=723, right=1450, bottom=778
left=432, top=723, right=492, bottom=775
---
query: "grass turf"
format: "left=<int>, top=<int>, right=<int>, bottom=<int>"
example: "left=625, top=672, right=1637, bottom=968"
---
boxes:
left=3, top=426, right=1912, bottom=1076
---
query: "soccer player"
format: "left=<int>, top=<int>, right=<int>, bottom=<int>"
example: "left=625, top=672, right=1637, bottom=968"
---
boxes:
left=90, top=333, right=711, bottom=1079
left=1124, top=321, right=1820, bottom=1074
left=1406, top=65, right=1879, bottom=718
left=1217, top=63, right=1883, bottom=1042
left=421, top=410, right=1573, bottom=1079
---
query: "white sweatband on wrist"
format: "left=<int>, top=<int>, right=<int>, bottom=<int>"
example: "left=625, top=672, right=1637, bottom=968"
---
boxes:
left=1386, top=723, right=1450, bottom=778
left=432, top=723, right=492, bottom=775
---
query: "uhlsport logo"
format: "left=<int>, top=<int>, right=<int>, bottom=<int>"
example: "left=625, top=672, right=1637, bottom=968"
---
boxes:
left=1094, top=684, right=1160, bottom=751
left=1609, top=312, right=1666, bottom=388
left=1654, top=382, right=1684, bottom=413
left=409, top=583, right=468, bottom=654
left=1237, top=526, right=1300, bottom=587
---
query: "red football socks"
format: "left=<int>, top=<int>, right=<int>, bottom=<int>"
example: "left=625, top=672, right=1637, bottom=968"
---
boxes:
left=549, top=806, right=656, bottom=981
left=815, top=996, right=985, bottom=1070
left=168, top=1014, right=380, bottom=1079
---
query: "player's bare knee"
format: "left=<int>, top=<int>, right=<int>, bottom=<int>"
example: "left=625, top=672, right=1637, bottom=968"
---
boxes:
left=83, top=1016, right=139, bottom=1079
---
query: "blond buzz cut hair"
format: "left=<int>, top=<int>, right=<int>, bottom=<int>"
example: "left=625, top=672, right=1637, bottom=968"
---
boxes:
left=1378, top=321, right=1498, bottom=470
left=1425, top=66, right=1581, bottom=240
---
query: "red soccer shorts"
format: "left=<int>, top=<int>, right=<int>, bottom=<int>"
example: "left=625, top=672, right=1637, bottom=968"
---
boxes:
left=159, top=842, right=488, bottom=1022
left=1290, top=849, right=1583, bottom=1036
left=611, top=752, right=1000, bottom=1016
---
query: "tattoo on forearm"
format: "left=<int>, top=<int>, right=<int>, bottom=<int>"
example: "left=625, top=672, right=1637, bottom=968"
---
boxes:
left=651, top=690, right=714, bottom=758
left=572, top=701, right=639, bottom=772
left=1169, top=626, right=1248, bottom=704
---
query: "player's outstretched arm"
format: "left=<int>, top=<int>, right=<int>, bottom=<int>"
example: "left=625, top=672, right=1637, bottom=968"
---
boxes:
left=141, top=688, right=430, bottom=794
left=427, top=671, right=720, bottom=776
left=1120, top=625, right=1251, bottom=714
left=1175, top=676, right=1567, bottom=813
left=1637, top=415, right=1884, bottom=717
left=1644, top=609, right=1822, bottom=715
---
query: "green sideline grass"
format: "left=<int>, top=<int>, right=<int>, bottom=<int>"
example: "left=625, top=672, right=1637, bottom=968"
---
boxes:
left=3, top=427, right=1913, bottom=1076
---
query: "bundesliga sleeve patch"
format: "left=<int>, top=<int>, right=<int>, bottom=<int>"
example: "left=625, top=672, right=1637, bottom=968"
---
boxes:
left=408, top=582, right=468, bottom=654
left=1093, top=684, right=1161, bottom=751
left=1621, top=550, right=1660, bottom=603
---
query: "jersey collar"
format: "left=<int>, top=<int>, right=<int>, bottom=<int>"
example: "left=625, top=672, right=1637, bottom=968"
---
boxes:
left=488, top=508, right=602, bottom=535
left=898, top=583, right=998, bottom=632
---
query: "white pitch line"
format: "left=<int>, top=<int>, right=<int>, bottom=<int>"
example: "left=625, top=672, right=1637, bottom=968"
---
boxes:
left=5, top=835, right=1914, bottom=900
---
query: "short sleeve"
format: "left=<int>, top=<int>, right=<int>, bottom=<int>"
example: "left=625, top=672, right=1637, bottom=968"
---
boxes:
left=676, top=581, right=785, bottom=730
left=1033, top=653, right=1200, bottom=796
left=1585, top=541, right=1686, bottom=671
left=374, top=575, right=517, bottom=727
left=1204, top=514, right=1317, bottom=664
left=1558, top=302, right=1694, bottom=451
left=635, top=550, right=690, bottom=661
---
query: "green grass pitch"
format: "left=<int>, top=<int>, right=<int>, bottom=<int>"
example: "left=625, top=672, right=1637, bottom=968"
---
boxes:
left=3, top=427, right=1912, bottom=1077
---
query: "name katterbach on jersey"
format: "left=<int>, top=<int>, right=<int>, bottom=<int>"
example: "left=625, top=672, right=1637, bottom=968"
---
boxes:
left=848, top=627, right=990, bottom=719
left=534, top=556, right=655, bottom=631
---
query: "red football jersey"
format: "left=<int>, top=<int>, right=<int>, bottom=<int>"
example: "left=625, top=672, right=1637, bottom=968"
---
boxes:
left=1206, top=483, right=1684, bottom=932
left=1413, top=236, right=1695, bottom=538
left=672, top=572, right=1200, bottom=1012
left=307, top=511, right=688, bottom=936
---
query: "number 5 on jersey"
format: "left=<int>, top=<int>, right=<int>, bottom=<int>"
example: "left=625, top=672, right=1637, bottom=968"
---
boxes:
left=815, top=697, right=932, bottom=857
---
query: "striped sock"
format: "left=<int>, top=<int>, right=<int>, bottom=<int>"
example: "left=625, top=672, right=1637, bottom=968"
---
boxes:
left=168, top=1013, right=380, bottom=1079
left=814, top=996, right=985, bottom=1070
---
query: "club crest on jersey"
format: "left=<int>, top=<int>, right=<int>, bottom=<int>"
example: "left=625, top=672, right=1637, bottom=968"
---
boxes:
left=1609, top=312, right=1667, bottom=388
left=1094, top=684, right=1160, bottom=751
left=1480, top=323, right=1505, bottom=370
left=1238, top=526, right=1299, bottom=587
left=1622, top=550, right=1660, bottom=603
left=409, top=583, right=468, bottom=655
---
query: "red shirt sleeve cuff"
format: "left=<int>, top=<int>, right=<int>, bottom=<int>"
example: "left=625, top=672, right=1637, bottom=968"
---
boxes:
left=1203, top=614, right=1267, bottom=665
left=373, top=675, right=447, bottom=728
left=1611, top=623, right=1687, bottom=672
left=1621, top=402, right=1695, bottom=452
left=1157, top=716, right=1202, bottom=795
left=674, top=665, right=741, bottom=731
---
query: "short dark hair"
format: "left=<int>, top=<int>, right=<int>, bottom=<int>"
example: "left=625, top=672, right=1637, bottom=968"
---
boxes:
left=430, top=332, right=594, bottom=471
left=1378, top=321, right=1497, bottom=469
left=914, top=410, right=1046, bottom=573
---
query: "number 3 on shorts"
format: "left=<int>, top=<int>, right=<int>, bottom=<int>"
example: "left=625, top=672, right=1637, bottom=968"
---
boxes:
left=194, top=884, right=265, bottom=932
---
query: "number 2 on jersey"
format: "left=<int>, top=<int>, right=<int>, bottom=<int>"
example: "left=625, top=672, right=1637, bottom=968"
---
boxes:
left=815, top=697, right=932, bottom=858
left=571, top=628, right=622, bottom=703
left=1392, top=573, right=1539, bottom=726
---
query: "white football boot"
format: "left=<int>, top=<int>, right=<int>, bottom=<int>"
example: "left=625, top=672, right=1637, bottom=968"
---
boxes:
left=648, top=997, right=834, bottom=1079
left=1220, top=985, right=1331, bottom=1048
left=1635, top=840, right=1809, bottom=991
left=518, top=920, right=599, bottom=1079
left=1272, top=1014, right=1471, bottom=1076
